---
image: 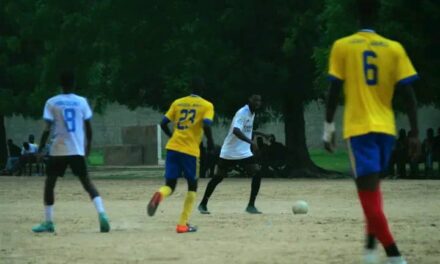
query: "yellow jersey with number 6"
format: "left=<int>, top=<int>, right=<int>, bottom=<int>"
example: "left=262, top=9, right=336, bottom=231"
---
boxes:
left=328, top=30, right=418, bottom=139
left=164, top=95, right=214, bottom=157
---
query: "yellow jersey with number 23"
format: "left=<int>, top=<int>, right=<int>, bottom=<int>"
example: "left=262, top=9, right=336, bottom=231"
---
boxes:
left=164, top=95, right=214, bottom=157
left=328, top=30, right=418, bottom=139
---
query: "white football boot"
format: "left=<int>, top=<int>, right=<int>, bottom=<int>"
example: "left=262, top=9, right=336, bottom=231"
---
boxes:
left=363, top=249, right=379, bottom=264
left=386, top=256, right=407, bottom=264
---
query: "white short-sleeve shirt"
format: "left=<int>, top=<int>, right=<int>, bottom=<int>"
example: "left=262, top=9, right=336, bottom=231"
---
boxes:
left=220, top=105, right=255, bottom=160
left=21, top=143, right=38, bottom=155
left=43, top=93, right=93, bottom=156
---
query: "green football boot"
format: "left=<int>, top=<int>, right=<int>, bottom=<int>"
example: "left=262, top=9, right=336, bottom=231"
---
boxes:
left=99, top=212, right=110, bottom=233
left=32, top=221, right=55, bottom=233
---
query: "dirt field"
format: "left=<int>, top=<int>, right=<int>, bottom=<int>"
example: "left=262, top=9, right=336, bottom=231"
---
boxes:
left=1, top=175, right=439, bottom=264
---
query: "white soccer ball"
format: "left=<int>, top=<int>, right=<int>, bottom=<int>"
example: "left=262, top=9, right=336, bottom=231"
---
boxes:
left=292, top=200, right=309, bottom=214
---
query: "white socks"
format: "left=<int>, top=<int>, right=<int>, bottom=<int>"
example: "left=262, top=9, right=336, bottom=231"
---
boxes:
left=43, top=197, right=105, bottom=223
left=92, top=196, right=105, bottom=213
left=45, top=205, right=53, bottom=222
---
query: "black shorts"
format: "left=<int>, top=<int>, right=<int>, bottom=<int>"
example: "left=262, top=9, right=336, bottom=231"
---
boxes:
left=46, top=155, right=88, bottom=177
left=218, top=156, right=256, bottom=170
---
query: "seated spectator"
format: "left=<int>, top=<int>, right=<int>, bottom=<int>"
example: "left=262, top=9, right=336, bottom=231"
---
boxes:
left=259, top=135, right=287, bottom=177
left=3, top=139, right=22, bottom=175
left=422, top=128, right=435, bottom=177
left=266, top=135, right=287, bottom=167
left=16, top=136, right=39, bottom=175
left=22, top=134, right=38, bottom=155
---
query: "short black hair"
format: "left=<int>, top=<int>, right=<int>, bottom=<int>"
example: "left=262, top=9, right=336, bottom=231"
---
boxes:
left=191, top=76, right=206, bottom=94
left=357, top=0, right=380, bottom=26
left=60, top=71, right=75, bottom=89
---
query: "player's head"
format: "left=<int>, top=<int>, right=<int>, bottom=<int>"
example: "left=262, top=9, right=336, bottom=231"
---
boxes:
left=427, top=128, right=434, bottom=138
left=60, top=71, right=75, bottom=92
left=256, top=137, right=265, bottom=148
left=23, top=142, right=30, bottom=151
left=357, top=0, right=380, bottom=28
left=191, top=76, right=206, bottom=95
left=269, top=134, right=276, bottom=143
left=28, top=134, right=35, bottom=143
left=7, top=139, right=13, bottom=146
left=248, top=94, right=262, bottom=111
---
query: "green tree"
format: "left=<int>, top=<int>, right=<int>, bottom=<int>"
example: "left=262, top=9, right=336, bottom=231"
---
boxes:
left=0, top=0, right=43, bottom=166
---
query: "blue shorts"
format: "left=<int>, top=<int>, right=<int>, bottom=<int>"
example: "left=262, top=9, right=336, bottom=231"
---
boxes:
left=347, top=133, right=395, bottom=178
left=165, top=150, right=199, bottom=181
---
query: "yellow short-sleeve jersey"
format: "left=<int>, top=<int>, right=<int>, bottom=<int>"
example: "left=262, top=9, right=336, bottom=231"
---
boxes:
left=164, top=95, right=214, bottom=157
left=328, top=30, right=418, bottom=139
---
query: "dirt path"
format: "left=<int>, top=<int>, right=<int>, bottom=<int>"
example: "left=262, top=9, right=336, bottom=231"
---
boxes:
left=1, top=177, right=439, bottom=264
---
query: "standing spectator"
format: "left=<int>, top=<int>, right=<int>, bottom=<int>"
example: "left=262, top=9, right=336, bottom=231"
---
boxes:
left=422, top=128, right=434, bottom=177
left=408, top=130, right=422, bottom=178
left=394, top=129, right=408, bottom=178
left=434, top=127, right=440, bottom=175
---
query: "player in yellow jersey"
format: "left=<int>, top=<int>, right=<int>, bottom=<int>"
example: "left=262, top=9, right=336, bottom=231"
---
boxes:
left=323, top=1, right=419, bottom=264
left=147, top=77, right=215, bottom=233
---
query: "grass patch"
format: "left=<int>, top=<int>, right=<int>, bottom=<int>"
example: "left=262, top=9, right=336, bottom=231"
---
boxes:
left=309, top=148, right=351, bottom=173
left=87, top=150, right=104, bottom=166
left=87, top=147, right=351, bottom=173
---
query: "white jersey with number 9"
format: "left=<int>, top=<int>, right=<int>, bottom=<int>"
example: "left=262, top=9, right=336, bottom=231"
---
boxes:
left=43, top=93, right=93, bottom=156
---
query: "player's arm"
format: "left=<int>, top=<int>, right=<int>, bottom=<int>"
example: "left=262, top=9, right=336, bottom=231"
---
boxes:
left=398, top=84, right=418, bottom=137
left=161, top=102, right=175, bottom=138
left=39, top=101, right=53, bottom=153
left=160, top=117, right=173, bottom=138
left=203, top=124, right=214, bottom=152
left=203, top=104, right=215, bottom=151
left=397, top=83, right=419, bottom=162
left=323, top=41, right=344, bottom=153
left=323, top=80, right=342, bottom=153
left=85, top=120, right=93, bottom=156
left=232, top=128, right=253, bottom=145
left=38, top=121, right=52, bottom=153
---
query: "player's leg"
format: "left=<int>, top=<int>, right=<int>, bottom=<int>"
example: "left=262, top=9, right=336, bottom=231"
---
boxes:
left=147, top=150, right=180, bottom=216
left=70, top=155, right=110, bottom=232
left=32, top=156, right=66, bottom=233
left=349, top=134, right=405, bottom=263
left=198, top=158, right=229, bottom=214
left=176, top=154, right=198, bottom=233
left=244, top=158, right=262, bottom=214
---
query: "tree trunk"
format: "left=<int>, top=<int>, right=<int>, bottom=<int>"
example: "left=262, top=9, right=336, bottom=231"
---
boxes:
left=0, top=114, right=7, bottom=168
left=283, top=94, right=335, bottom=178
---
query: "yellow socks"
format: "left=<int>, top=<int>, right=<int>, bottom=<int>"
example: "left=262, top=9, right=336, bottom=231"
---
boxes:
left=158, top=186, right=172, bottom=199
left=178, top=191, right=196, bottom=226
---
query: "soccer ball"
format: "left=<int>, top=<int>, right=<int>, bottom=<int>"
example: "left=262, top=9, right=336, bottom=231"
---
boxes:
left=292, top=200, right=309, bottom=214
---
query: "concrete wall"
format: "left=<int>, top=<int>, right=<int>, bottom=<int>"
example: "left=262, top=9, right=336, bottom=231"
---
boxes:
left=5, top=101, right=440, bottom=150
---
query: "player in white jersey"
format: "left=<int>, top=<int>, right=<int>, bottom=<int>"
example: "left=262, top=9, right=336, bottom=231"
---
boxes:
left=31, top=71, right=110, bottom=233
left=198, top=94, right=263, bottom=214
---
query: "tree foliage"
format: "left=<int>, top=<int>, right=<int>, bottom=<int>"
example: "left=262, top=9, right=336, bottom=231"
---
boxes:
left=1, top=0, right=438, bottom=171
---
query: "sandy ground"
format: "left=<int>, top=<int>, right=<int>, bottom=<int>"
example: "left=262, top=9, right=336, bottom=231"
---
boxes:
left=0, top=176, right=439, bottom=264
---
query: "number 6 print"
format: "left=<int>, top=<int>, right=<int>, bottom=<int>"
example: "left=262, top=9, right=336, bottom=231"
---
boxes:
left=363, top=50, right=378, bottom=86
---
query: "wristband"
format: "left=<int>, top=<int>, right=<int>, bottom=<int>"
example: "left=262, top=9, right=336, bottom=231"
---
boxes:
left=322, top=122, right=335, bottom=142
